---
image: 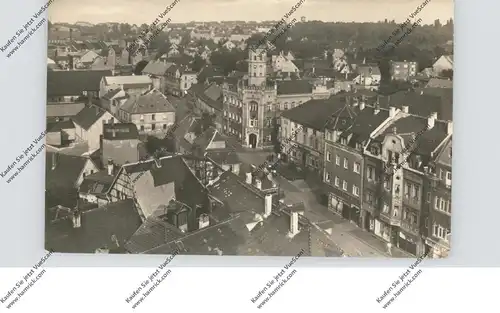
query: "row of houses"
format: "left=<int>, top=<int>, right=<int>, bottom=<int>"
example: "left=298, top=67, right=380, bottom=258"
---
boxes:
left=278, top=89, right=452, bottom=258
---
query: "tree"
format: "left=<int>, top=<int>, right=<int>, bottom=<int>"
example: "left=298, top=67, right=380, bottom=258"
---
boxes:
left=134, top=60, right=149, bottom=75
left=191, top=55, right=206, bottom=72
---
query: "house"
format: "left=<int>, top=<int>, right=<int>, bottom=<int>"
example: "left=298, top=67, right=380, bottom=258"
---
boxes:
left=101, top=122, right=144, bottom=167
left=361, top=110, right=452, bottom=256
left=78, top=169, right=116, bottom=206
left=322, top=97, right=393, bottom=229
left=99, top=75, right=153, bottom=98
left=124, top=171, right=342, bottom=256
left=332, top=72, right=357, bottom=94
left=46, top=120, right=76, bottom=146
left=280, top=95, right=356, bottom=176
left=100, top=88, right=128, bottom=116
left=45, top=199, right=142, bottom=253
left=46, top=102, right=86, bottom=123
left=141, top=60, right=174, bottom=92
left=73, top=105, right=115, bottom=151
left=164, top=64, right=198, bottom=97
left=353, top=64, right=381, bottom=89
left=46, top=152, right=100, bottom=210
left=425, top=137, right=452, bottom=258
left=432, top=55, right=453, bottom=75
left=118, top=89, right=176, bottom=135
left=69, top=50, right=100, bottom=69
left=389, top=60, right=418, bottom=81
left=47, top=70, right=112, bottom=102
left=190, top=83, right=224, bottom=130
left=271, top=51, right=299, bottom=74
left=106, top=155, right=209, bottom=224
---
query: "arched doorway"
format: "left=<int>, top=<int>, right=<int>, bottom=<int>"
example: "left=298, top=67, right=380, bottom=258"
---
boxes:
left=249, top=133, right=257, bottom=149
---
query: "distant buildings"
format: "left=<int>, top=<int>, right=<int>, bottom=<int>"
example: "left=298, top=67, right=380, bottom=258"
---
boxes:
left=389, top=60, right=418, bottom=81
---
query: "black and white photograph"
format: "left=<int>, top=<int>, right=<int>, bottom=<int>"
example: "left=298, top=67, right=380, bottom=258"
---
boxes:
left=43, top=0, right=453, bottom=258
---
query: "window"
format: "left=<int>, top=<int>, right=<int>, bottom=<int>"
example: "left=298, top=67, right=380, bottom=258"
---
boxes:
left=446, top=171, right=452, bottom=180
left=327, top=152, right=331, bottom=162
left=366, top=191, right=374, bottom=204
left=367, top=166, right=375, bottom=181
left=325, top=172, right=331, bottom=182
left=384, top=177, right=391, bottom=190
left=140, top=114, right=144, bottom=120
left=352, top=185, right=360, bottom=196
left=353, top=162, right=360, bottom=174
left=404, top=182, right=410, bottom=199
left=335, top=176, right=340, bottom=187
left=434, top=197, right=451, bottom=214
left=433, top=224, right=450, bottom=241
left=342, top=180, right=348, bottom=191
left=426, top=192, right=431, bottom=203
left=440, top=169, right=444, bottom=180
left=343, top=158, right=348, bottom=169
left=163, top=124, right=167, bottom=129
left=383, top=203, right=389, bottom=213
left=140, top=125, right=145, bottom=131
left=335, top=155, right=340, bottom=166
left=151, top=124, right=156, bottom=130
left=393, top=206, right=399, bottom=217
left=340, top=137, right=347, bottom=145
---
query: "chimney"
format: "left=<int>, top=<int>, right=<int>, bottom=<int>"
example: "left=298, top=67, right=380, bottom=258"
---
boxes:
left=107, top=159, right=114, bottom=176
left=245, top=172, right=252, bottom=184
left=72, top=208, right=81, bottom=228
left=392, top=127, right=397, bottom=134
left=431, top=112, right=438, bottom=120
left=359, top=101, right=365, bottom=111
left=255, top=178, right=262, bottom=190
left=389, top=106, right=396, bottom=117
left=264, top=194, right=272, bottom=217
left=154, top=158, right=162, bottom=168
left=289, top=211, right=299, bottom=236
left=401, top=106, right=409, bottom=113
left=427, top=113, right=436, bottom=129
left=199, top=214, right=210, bottom=229
left=447, top=121, right=453, bottom=135
left=51, top=153, right=58, bottom=170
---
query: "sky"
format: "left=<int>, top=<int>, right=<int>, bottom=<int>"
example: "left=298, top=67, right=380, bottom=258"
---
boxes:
left=49, top=0, right=454, bottom=25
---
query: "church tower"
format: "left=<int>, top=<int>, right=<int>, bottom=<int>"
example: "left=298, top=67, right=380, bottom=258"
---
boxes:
left=248, top=47, right=267, bottom=86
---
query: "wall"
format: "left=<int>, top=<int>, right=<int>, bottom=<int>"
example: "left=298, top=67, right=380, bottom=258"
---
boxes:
left=102, top=139, right=141, bottom=166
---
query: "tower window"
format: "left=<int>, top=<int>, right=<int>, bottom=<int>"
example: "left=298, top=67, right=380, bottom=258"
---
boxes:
left=254, top=56, right=256, bottom=61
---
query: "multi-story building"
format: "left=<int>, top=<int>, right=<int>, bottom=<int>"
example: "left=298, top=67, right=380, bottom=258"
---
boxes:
left=362, top=109, right=452, bottom=256
left=280, top=95, right=350, bottom=175
left=220, top=47, right=330, bottom=149
left=425, top=137, right=452, bottom=258
left=389, top=60, right=418, bottom=81
left=323, top=96, right=394, bottom=227
left=118, top=89, right=176, bottom=136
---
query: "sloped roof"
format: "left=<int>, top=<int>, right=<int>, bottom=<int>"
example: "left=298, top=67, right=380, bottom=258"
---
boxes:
left=45, top=199, right=142, bottom=253
left=120, top=90, right=175, bottom=114
left=47, top=70, right=112, bottom=97
left=277, top=80, right=313, bottom=95
left=73, top=105, right=108, bottom=130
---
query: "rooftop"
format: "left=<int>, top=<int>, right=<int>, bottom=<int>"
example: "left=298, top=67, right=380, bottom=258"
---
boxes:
left=103, top=123, right=140, bottom=140
left=47, top=70, right=112, bottom=97
left=46, top=199, right=142, bottom=253
left=120, top=89, right=175, bottom=114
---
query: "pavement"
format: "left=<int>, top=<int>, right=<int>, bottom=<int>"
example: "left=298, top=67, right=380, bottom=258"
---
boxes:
left=276, top=174, right=413, bottom=258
